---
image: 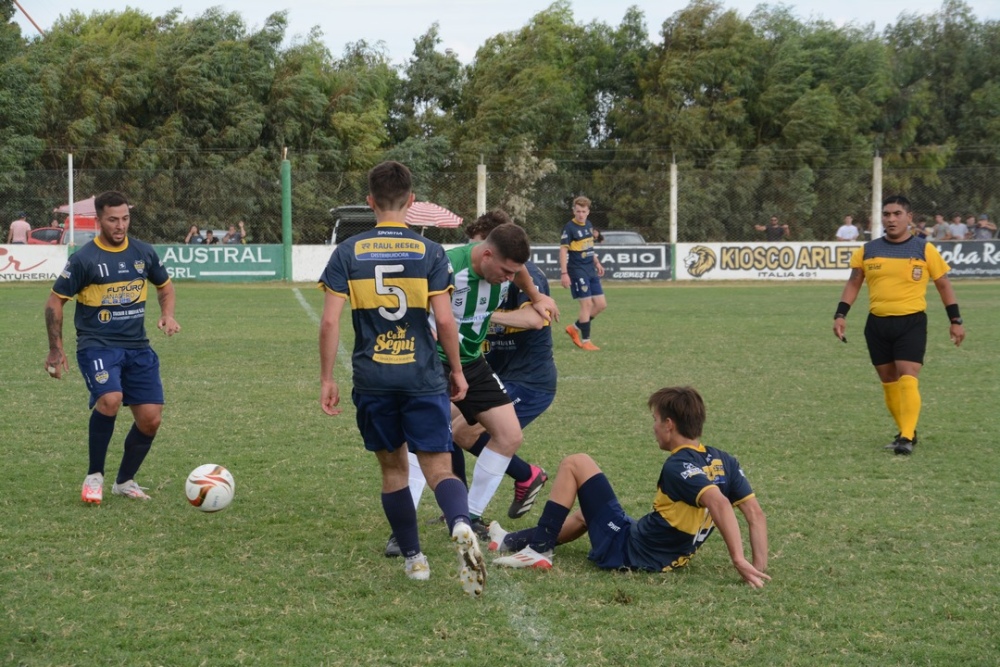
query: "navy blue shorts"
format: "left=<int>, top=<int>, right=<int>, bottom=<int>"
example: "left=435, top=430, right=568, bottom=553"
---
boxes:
left=76, top=347, right=163, bottom=409
left=569, top=273, right=604, bottom=300
left=578, top=473, right=634, bottom=570
left=352, top=390, right=453, bottom=454
left=505, top=382, right=555, bottom=430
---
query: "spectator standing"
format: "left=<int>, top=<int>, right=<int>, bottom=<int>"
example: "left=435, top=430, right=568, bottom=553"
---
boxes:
left=834, top=215, right=860, bottom=241
left=7, top=212, right=30, bottom=244
left=912, top=217, right=929, bottom=239
left=43, top=190, right=181, bottom=504
left=930, top=214, right=951, bottom=241
left=948, top=214, right=969, bottom=241
left=184, top=225, right=204, bottom=244
left=972, top=214, right=997, bottom=240
left=203, top=230, right=219, bottom=245
left=755, top=215, right=789, bottom=241
left=223, top=221, right=246, bottom=244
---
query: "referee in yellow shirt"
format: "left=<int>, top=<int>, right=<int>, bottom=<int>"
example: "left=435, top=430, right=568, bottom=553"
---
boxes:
left=832, top=195, right=965, bottom=454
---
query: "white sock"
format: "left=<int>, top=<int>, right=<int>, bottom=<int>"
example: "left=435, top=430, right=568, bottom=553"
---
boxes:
left=407, top=452, right=426, bottom=510
left=467, top=447, right=512, bottom=517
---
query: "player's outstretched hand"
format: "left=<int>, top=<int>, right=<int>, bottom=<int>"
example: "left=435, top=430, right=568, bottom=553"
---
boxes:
left=950, top=322, right=965, bottom=347
left=158, top=316, right=181, bottom=336
left=734, top=558, right=771, bottom=589
left=832, top=318, right=847, bottom=343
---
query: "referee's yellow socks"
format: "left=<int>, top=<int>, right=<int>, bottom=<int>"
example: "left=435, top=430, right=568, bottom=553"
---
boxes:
left=897, top=375, right=921, bottom=440
left=882, top=381, right=902, bottom=432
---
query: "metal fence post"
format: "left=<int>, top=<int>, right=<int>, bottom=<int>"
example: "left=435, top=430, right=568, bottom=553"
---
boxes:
left=871, top=154, right=883, bottom=239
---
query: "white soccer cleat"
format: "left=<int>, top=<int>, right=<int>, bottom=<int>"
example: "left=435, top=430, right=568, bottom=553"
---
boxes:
left=81, top=472, right=103, bottom=505
left=493, top=546, right=553, bottom=570
left=487, top=521, right=510, bottom=552
left=111, top=479, right=151, bottom=500
left=452, top=522, right=486, bottom=598
left=405, top=553, right=431, bottom=581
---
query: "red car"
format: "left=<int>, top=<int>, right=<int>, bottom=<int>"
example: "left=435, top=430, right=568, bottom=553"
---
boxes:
left=27, top=218, right=99, bottom=245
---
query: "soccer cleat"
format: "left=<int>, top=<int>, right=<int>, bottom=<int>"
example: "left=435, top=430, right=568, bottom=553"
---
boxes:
left=111, top=479, right=151, bottom=500
left=468, top=517, right=490, bottom=541
left=384, top=534, right=402, bottom=558
left=487, top=521, right=510, bottom=552
left=493, top=545, right=553, bottom=570
left=565, top=325, right=584, bottom=348
left=884, top=430, right=918, bottom=450
left=580, top=341, right=600, bottom=351
left=508, top=465, right=548, bottom=519
left=452, top=522, right=486, bottom=598
left=81, top=472, right=104, bottom=505
left=405, top=553, right=431, bottom=581
left=894, top=437, right=915, bottom=456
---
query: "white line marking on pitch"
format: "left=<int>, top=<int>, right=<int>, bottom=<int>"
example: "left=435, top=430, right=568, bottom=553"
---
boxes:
left=292, top=287, right=350, bottom=372
left=493, top=577, right=566, bottom=664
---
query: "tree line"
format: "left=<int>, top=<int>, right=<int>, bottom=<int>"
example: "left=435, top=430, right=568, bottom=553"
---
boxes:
left=1, top=0, right=997, bottom=243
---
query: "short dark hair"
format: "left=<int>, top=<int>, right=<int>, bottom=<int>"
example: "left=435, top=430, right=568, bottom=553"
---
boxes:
left=484, top=223, right=530, bottom=264
left=368, top=161, right=412, bottom=211
left=882, top=195, right=912, bottom=212
left=647, top=386, right=706, bottom=440
left=94, top=191, right=130, bottom=216
left=465, top=209, right=512, bottom=240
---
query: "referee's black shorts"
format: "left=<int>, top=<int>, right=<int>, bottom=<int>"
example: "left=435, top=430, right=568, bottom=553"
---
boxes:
left=443, top=355, right=512, bottom=424
left=864, top=311, right=927, bottom=366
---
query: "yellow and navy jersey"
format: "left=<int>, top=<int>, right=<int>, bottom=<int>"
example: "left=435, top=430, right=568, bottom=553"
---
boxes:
left=628, top=443, right=755, bottom=572
left=319, top=222, right=453, bottom=396
left=51, top=236, right=170, bottom=350
left=560, top=219, right=598, bottom=274
left=484, top=261, right=556, bottom=393
left=850, top=236, right=950, bottom=317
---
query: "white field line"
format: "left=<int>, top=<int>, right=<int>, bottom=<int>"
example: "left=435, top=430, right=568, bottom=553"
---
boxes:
left=491, top=576, right=566, bottom=665
left=292, top=287, right=350, bottom=373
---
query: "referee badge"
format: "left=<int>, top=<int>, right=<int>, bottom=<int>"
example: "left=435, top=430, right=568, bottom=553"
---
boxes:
left=911, top=265, right=923, bottom=281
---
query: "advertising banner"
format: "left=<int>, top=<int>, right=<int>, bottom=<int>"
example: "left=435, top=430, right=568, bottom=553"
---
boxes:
left=674, top=242, right=858, bottom=280
left=530, top=244, right=670, bottom=281
left=155, top=244, right=284, bottom=282
left=0, top=245, right=66, bottom=283
left=936, top=241, right=1000, bottom=277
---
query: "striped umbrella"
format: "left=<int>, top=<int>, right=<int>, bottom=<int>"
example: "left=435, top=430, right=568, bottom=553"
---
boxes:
left=405, top=202, right=463, bottom=228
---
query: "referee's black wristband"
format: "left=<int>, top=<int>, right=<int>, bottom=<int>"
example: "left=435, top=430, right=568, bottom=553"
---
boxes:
left=946, top=303, right=961, bottom=321
left=834, top=302, right=851, bottom=319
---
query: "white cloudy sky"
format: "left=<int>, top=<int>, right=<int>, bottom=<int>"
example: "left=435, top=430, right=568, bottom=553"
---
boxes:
left=13, top=0, right=1000, bottom=63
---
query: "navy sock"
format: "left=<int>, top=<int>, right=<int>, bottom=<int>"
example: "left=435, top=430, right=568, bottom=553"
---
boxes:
left=382, top=488, right=420, bottom=558
left=116, top=423, right=154, bottom=485
left=450, top=446, right=467, bottom=488
left=468, top=433, right=490, bottom=458
left=88, top=410, right=117, bottom=475
left=434, top=478, right=470, bottom=533
left=501, top=528, right=534, bottom=552
left=531, top=501, right=570, bottom=553
left=578, top=320, right=592, bottom=340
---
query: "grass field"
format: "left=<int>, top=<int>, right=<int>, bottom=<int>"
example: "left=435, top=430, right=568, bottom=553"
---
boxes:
left=2, top=279, right=999, bottom=666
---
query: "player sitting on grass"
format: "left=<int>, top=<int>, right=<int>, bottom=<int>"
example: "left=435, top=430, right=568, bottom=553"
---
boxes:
left=489, top=386, right=771, bottom=588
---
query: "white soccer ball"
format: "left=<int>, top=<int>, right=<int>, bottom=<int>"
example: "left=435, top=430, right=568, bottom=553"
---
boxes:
left=185, top=464, right=235, bottom=512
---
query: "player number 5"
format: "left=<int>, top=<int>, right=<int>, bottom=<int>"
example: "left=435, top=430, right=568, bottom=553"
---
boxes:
left=375, top=264, right=407, bottom=321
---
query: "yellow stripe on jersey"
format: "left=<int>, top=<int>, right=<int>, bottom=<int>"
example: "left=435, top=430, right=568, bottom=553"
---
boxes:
left=563, top=237, right=594, bottom=252
left=77, top=279, right=149, bottom=307
left=348, top=277, right=430, bottom=311
left=850, top=246, right=950, bottom=316
left=652, top=488, right=712, bottom=536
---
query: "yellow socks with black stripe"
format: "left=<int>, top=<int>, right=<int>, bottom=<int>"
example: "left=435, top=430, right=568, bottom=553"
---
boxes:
left=881, top=381, right=902, bottom=433
left=897, top=375, right=921, bottom=440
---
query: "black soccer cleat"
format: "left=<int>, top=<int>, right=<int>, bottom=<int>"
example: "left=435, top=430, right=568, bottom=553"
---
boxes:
left=384, top=534, right=402, bottom=558
left=884, top=430, right=918, bottom=450
left=893, top=437, right=915, bottom=456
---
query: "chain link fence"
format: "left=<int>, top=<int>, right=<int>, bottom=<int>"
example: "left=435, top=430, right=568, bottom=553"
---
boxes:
left=3, top=163, right=997, bottom=245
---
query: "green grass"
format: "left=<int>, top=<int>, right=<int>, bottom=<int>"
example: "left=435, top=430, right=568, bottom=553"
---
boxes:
left=2, top=279, right=999, bottom=666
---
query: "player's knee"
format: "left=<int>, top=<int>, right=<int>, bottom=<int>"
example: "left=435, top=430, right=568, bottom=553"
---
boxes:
left=561, top=453, right=597, bottom=477
left=95, top=392, right=123, bottom=415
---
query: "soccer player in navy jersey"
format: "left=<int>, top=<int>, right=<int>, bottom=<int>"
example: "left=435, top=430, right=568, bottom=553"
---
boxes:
left=490, top=387, right=770, bottom=588
left=560, top=196, right=605, bottom=350
left=318, top=161, right=486, bottom=596
left=44, top=190, right=181, bottom=504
